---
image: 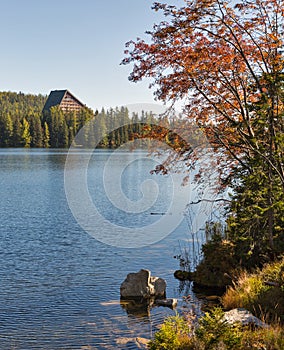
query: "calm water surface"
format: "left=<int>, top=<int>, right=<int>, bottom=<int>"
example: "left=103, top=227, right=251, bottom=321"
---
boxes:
left=0, top=149, right=202, bottom=349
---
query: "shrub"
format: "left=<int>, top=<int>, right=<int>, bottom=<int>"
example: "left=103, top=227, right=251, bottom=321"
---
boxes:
left=193, top=232, right=237, bottom=288
left=148, top=313, right=191, bottom=350
left=194, top=307, right=242, bottom=349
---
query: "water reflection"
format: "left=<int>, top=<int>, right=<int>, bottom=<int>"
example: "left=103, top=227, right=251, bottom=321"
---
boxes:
left=120, top=299, right=153, bottom=319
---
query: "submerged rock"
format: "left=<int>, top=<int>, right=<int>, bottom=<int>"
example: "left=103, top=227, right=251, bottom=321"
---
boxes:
left=116, top=337, right=150, bottom=349
left=120, top=269, right=166, bottom=299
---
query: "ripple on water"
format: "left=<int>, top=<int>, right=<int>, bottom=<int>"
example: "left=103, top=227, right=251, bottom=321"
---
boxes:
left=0, top=149, right=204, bottom=349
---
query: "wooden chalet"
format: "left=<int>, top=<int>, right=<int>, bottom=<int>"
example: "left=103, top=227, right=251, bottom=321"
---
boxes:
left=43, top=89, right=86, bottom=113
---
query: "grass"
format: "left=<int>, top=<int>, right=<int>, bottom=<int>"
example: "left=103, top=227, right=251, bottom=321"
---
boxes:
left=239, top=326, right=284, bottom=350
left=222, top=258, right=284, bottom=322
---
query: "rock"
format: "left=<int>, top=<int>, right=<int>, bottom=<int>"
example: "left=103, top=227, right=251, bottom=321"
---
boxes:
left=120, top=269, right=152, bottom=299
left=136, top=337, right=150, bottom=348
left=223, top=308, right=269, bottom=328
left=120, top=269, right=166, bottom=299
left=150, top=276, right=167, bottom=297
left=174, top=270, right=192, bottom=280
left=155, top=298, right=178, bottom=308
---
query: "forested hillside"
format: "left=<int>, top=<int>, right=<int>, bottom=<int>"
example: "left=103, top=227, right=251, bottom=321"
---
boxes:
left=0, top=91, right=162, bottom=148
left=0, top=91, right=46, bottom=147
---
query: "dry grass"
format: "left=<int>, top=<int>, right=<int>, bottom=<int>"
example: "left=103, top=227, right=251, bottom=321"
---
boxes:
left=222, top=271, right=265, bottom=309
left=221, top=258, right=284, bottom=322
left=240, top=326, right=284, bottom=350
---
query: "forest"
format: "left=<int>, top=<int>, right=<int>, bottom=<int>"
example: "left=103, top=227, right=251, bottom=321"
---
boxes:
left=0, top=91, right=165, bottom=148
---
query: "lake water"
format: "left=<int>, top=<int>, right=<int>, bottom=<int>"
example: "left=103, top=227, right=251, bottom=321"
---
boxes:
left=0, top=149, right=208, bottom=349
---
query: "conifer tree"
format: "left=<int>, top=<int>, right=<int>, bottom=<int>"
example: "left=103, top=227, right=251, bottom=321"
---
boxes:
left=21, top=118, right=31, bottom=148
left=43, top=122, right=50, bottom=148
left=0, top=113, right=13, bottom=147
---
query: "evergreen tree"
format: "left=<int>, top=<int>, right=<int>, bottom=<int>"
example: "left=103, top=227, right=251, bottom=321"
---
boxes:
left=58, top=118, right=69, bottom=148
left=0, top=112, right=13, bottom=147
left=12, top=117, right=23, bottom=147
left=28, top=113, right=43, bottom=147
left=43, top=122, right=50, bottom=148
left=21, top=118, right=31, bottom=147
left=95, top=109, right=108, bottom=148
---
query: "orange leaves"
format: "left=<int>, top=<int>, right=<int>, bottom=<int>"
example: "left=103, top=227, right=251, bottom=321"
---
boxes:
left=123, top=0, right=283, bottom=109
left=123, top=0, right=284, bottom=187
left=268, top=33, right=280, bottom=43
left=248, top=93, right=261, bottom=103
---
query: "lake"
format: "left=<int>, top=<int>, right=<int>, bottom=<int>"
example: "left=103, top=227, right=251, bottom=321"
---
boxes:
left=0, top=149, right=209, bottom=349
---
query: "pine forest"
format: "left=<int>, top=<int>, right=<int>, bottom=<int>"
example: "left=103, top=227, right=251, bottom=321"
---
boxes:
left=0, top=91, right=166, bottom=149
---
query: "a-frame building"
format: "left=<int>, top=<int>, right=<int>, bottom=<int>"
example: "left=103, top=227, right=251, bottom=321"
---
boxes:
left=43, top=90, right=86, bottom=113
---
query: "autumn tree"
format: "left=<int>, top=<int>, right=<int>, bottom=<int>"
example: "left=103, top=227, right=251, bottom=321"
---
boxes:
left=123, top=0, right=284, bottom=266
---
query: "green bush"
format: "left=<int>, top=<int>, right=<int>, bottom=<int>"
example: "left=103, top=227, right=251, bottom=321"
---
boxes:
left=193, top=232, right=236, bottom=288
left=148, top=313, right=191, bottom=350
left=195, top=307, right=242, bottom=349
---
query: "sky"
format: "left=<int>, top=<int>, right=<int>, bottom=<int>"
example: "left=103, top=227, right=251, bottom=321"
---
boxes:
left=0, top=0, right=183, bottom=112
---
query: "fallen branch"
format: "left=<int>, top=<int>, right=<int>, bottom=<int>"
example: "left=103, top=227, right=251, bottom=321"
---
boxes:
left=189, top=198, right=231, bottom=205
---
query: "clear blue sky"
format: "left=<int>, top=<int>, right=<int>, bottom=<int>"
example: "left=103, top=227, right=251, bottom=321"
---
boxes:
left=0, top=0, right=182, bottom=111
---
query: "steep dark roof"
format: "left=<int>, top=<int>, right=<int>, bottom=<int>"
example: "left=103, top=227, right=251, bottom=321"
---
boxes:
left=42, top=89, right=86, bottom=112
left=42, top=90, right=66, bottom=112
